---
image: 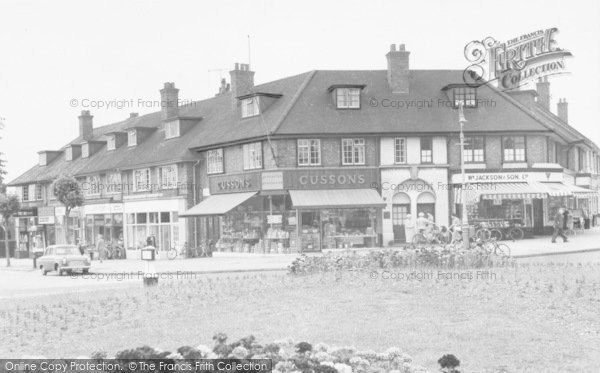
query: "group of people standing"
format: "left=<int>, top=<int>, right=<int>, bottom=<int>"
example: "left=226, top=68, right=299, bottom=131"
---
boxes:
left=403, top=212, right=436, bottom=242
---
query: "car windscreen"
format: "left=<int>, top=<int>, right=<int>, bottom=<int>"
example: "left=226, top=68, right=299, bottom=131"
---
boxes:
left=55, top=247, right=78, bottom=255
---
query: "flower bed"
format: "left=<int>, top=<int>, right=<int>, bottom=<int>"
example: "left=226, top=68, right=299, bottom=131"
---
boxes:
left=80, top=334, right=432, bottom=373
left=289, top=247, right=514, bottom=275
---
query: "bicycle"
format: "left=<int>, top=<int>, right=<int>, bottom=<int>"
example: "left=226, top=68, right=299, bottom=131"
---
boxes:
left=167, top=246, right=179, bottom=260
left=411, top=224, right=451, bottom=246
left=483, top=237, right=511, bottom=258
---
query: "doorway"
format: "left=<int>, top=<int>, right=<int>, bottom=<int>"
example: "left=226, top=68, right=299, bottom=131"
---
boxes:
left=392, top=192, right=411, bottom=242
left=533, top=199, right=544, bottom=234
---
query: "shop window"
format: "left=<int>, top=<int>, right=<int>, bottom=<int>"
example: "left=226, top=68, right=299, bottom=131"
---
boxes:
left=241, top=97, right=260, bottom=118
left=503, top=136, right=526, bottom=162
left=336, top=88, right=360, bottom=109
left=420, top=137, right=433, bottom=163
left=160, top=212, right=170, bottom=223
left=464, top=136, right=485, bottom=163
left=453, top=87, right=477, bottom=107
left=298, top=139, right=321, bottom=166
left=243, top=142, right=263, bottom=170
left=159, top=164, right=178, bottom=190
left=207, top=149, right=224, bottom=174
left=137, top=213, right=147, bottom=224
left=133, top=168, right=151, bottom=192
left=394, top=138, right=407, bottom=164
left=342, top=138, right=365, bottom=165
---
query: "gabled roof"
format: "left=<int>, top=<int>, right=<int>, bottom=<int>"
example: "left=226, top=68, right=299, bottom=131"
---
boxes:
left=8, top=68, right=599, bottom=186
left=274, top=70, right=554, bottom=136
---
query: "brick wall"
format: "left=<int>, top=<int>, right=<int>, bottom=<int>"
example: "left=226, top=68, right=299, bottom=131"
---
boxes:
left=526, top=135, right=548, bottom=165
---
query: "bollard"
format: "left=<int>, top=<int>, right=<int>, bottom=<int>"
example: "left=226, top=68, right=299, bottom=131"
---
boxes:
left=141, top=247, right=158, bottom=287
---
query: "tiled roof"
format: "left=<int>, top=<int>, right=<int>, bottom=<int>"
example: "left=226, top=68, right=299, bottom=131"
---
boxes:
left=8, top=68, right=597, bottom=186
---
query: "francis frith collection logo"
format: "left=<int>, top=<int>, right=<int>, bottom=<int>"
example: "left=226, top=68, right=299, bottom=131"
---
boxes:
left=463, top=27, right=572, bottom=90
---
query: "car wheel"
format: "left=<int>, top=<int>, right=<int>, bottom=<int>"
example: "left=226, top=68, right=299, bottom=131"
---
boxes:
left=58, top=268, right=64, bottom=276
left=41, top=266, right=48, bottom=276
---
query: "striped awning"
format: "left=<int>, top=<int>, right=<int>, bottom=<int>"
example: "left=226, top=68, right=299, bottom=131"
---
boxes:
left=534, top=182, right=597, bottom=198
left=454, top=183, right=547, bottom=203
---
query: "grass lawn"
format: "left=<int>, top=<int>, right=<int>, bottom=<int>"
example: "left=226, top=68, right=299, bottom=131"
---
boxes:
left=1, top=263, right=600, bottom=372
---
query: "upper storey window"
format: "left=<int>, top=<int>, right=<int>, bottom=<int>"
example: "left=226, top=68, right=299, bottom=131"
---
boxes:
left=336, top=88, right=361, bottom=109
left=241, top=97, right=260, bottom=118
left=453, top=87, right=477, bottom=107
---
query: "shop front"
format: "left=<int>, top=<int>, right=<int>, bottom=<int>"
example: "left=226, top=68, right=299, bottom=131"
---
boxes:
left=380, top=167, right=449, bottom=245
left=181, top=168, right=385, bottom=253
left=123, top=197, right=186, bottom=259
left=82, top=203, right=124, bottom=254
left=13, top=207, right=39, bottom=258
left=451, top=171, right=597, bottom=236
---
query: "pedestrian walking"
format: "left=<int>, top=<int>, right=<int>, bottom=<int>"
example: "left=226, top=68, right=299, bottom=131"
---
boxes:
left=404, top=214, right=415, bottom=243
left=551, top=208, right=568, bottom=243
left=96, top=234, right=106, bottom=262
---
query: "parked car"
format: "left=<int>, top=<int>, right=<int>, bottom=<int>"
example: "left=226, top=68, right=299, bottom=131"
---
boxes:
left=38, top=245, right=91, bottom=276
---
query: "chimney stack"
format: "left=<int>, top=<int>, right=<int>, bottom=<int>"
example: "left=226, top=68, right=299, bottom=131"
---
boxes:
left=536, top=77, right=550, bottom=110
left=216, top=78, right=231, bottom=96
left=230, top=63, right=254, bottom=106
left=557, top=98, right=568, bottom=122
left=386, top=43, right=410, bottom=95
left=160, top=82, right=179, bottom=121
left=78, top=110, right=93, bottom=141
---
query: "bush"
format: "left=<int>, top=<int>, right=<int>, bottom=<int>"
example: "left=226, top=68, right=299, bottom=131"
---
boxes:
left=110, top=334, right=431, bottom=373
left=288, top=247, right=514, bottom=275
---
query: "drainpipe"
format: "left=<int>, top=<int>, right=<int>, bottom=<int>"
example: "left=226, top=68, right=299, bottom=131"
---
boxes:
left=192, top=159, right=201, bottom=248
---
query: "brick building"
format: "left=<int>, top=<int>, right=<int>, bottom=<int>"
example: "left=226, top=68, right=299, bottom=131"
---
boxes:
left=8, top=45, right=600, bottom=257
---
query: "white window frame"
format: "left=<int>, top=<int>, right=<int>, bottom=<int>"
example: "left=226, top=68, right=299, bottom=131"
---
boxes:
left=394, top=138, right=407, bottom=164
left=106, top=172, right=122, bottom=194
left=107, top=135, right=116, bottom=150
left=159, top=165, right=178, bottom=190
left=241, top=97, right=260, bottom=118
left=81, top=143, right=90, bottom=158
left=342, top=138, right=366, bottom=165
left=128, top=129, right=137, bottom=147
left=503, top=136, right=526, bottom=162
left=35, top=184, right=43, bottom=201
left=22, top=185, right=29, bottom=202
left=165, top=121, right=180, bottom=139
left=420, top=137, right=433, bottom=164
left=133, top=168, right=151, bottom=192
left=336, top=88, right=361, bottom=109
left=207, top=149, right=224, bottom=174
left=298, top=139, right=321, bottom=166
left=85, top=175, right=101, bottom=196
left=464, top=136, right=485, bottom=163
left=243, top=142, right=263, bottom=170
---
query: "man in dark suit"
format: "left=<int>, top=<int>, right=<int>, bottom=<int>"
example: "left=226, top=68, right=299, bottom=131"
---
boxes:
left=552, top=208, right=568, bottom=243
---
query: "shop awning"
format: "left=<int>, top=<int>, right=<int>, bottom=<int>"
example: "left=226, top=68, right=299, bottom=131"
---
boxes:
left=289, top=189, right=386, bottom=209
left=535, top=182, right=597, bottom=198
left=179, top=192, right=257, bottom=217
left=455, top=183, right=547, bottom=202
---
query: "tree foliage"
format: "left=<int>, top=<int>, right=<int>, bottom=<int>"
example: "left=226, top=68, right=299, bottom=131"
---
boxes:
left=53, top=175, right=84, bottom=215
left=0, top=193, right=20, bottom=266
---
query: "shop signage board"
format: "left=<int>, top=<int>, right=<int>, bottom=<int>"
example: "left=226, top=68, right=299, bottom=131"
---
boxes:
left=209, top=172, right=261, bottom=194
left=267, top=214, right=283, bottom=224
left=262, top=171, right=284, bottom=190
left=84, top=203, right=124, bottom=215
left=38, top=216, right=55, bottom=224
left=452, top=171, right=563, bottom=184
left=15, top=207, right=38, bottom=217
left=285, top=168, right=378, bottom=189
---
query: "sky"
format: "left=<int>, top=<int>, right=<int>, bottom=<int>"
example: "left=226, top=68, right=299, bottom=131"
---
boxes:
left=1, top=0, right=599, bottom=182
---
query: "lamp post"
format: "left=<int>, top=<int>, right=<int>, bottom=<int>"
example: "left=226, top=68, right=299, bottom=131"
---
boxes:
left=458, top=102, right=470, bottom=249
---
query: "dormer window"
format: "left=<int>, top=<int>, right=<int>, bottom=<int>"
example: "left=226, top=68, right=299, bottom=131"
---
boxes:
left=107, top=135, right=116, bottom=151
left=241, top=97, right=260, bottom=118
left=165, top=120, right=180, bottom=139
left=128, top=129, right=137, bottom=147
left=336, top=88, right=361, bottom=109
left=82, top=144, right=90, bottom=158
left=453, top=87, right=477, bottom=107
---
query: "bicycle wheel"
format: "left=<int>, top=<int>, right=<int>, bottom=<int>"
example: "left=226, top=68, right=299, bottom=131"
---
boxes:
left=437, top=232, right=451, bottom=245
left=167, top=248, right=177, bottom=260
left=476, top=229, right=491, bottom=241
left=509, top=227, right=524, bottom=240
left=495, top=243, right=511, bottom=257
left=490, top=229, right=503, bottom=241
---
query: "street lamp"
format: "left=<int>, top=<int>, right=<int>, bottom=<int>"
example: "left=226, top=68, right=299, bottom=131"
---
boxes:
left=457, top=101, right=470, bottom=249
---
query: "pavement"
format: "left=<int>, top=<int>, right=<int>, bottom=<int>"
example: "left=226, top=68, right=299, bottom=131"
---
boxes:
left=1, top=227, right=600, bottom=275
